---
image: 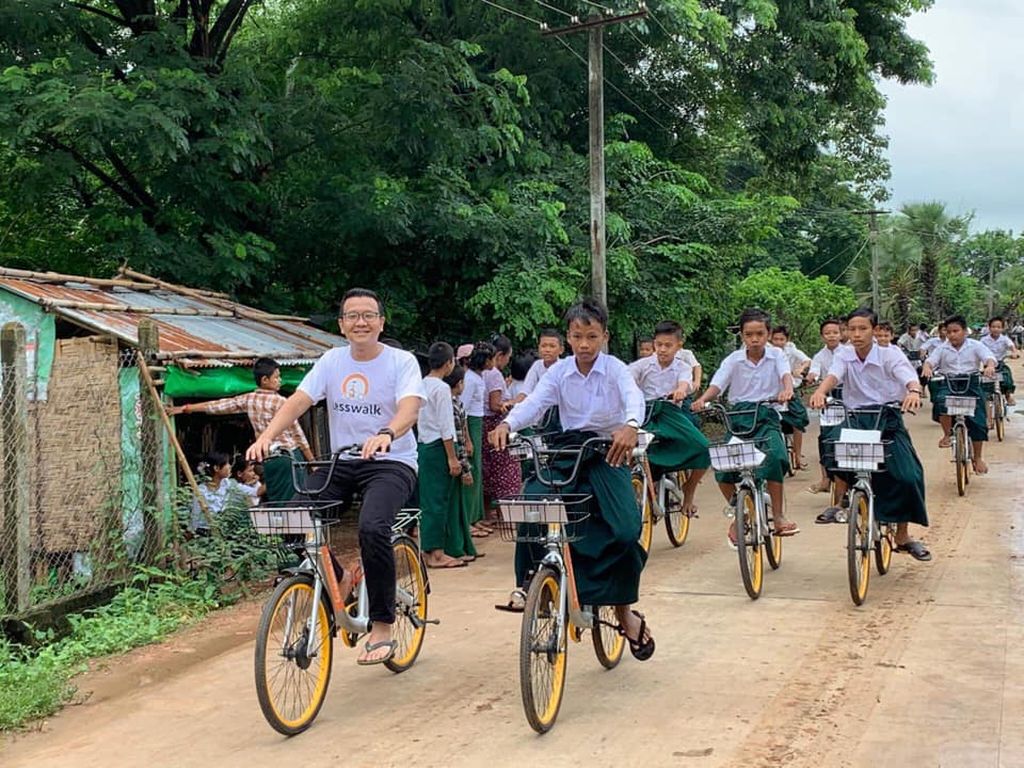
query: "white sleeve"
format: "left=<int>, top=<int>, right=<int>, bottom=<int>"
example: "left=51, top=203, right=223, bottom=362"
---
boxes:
left=505, top=369, right=560, bottom=432
left=889, top=352, right=918, bottom=390
left=619, top=362, right=646, bottom=424
left=627, top=358, right=645, bottom=387
left=925, top=346, right=942, bottom=369
left=709, top=356, right=733, bottom=392
left=522, top=361, right=542, bottom=394
left=793, top=347, right=811, bottom=366
left=827, top=352, right=848, bottom=384
left=684, top=349, right=700, bottom=368
left=809, top=350, right=826, bottom=376
left=396, top=353, right=426, bottom=403
left=297, top=352, right=331, bottom=403
left=775, top=350, right=791, bottom=381
left=438, top=384, right=456, bottom=440
left=976, top=341, right=996, bottom=367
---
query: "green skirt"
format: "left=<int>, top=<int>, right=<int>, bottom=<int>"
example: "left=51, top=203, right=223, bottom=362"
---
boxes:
left=831, top=409, right=928, bottom=526
left=931, top=377, right=987, bottom=442
left=644, top=399, right=710, bottom=472
left=419, top=441, right=477, bottom=558
left=779, top=396, right=810, bottom=433
left=714, top=403, right=790, bottom=484
left=466, top=415, right=485, bottom=524
left=998, top=361, right=1016, bottom=395
left=514, top=431, right=646, bottom=606
left=264, top=450, right=302, bottom=502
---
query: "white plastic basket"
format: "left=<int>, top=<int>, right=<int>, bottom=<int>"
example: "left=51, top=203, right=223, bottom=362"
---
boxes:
left=834, top=442, right=885, bottom=471
left=499, top=497, right=571, bottom=525
left=945, top=395, right=977, bottom=417
left=819, top=404, right=847, bottom=427
left=708, top=440, right=765, bottom=472
left=249, top=506, right=315, bottom=535
left=632, top=429, right=655, bottom=457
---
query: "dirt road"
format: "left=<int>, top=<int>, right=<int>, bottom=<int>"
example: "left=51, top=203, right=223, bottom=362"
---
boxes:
left=3, top=403, right=1023, bottom=768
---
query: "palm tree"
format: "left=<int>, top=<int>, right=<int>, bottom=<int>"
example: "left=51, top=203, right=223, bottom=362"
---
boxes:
left=897, top=202, right=969, bottom=321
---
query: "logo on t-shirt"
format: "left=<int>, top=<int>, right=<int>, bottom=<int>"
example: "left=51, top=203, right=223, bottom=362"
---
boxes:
left=341, top=373, right=370, bottom=400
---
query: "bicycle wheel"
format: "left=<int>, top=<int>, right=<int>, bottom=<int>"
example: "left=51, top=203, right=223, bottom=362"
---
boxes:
left=847, top=490, right=871, bottom=606
left=995, top=396, right=1005, bottom=442
left=735, top=488, right=763, bottom=600
left=254, top=575, right=334, bottom=736
left=954, top=423, right=968, bottom=497
left=633, top=474, right=654, bottom=554
left=875, top=523, right=893, bottom=575
left=785, top=435, right=796, bottom=477
left=385, top=535, right=428, bottom=673
left=520, top=565, right=568, bottom=734
left=764, top=511, right=783, bottom=571
left=591, top=604, right=625, bottom=670
left=664, top=471, right=690, bottom=548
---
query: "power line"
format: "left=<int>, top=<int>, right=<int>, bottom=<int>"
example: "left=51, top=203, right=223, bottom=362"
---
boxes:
left=479, top=0, right=545, bottom=26
left=645, top=6, right=674, bottom=39
left=577, top=0, right=613, bottom=11
left=834, top=240, right=869, bottom=284
left=526, top=0, right=575, bottom=19
left=554, top=36, right=675, bottom=135
left=602, top=42, right=681, bottom=120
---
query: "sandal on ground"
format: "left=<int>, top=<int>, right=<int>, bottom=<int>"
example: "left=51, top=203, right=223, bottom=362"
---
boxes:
left=815, top=506, right=843, bottom=525
left=356, top=639, right=397, bottom=666
left=617, top=610, right=655, bottom=662
left=426, top=558, right=467, bottom=569
left=938, top=436, right=951, bottom=448
left=773, top=520, right=800, bottom=536
left=895, top=540, right=932, bottom=562
left=494, top=588, right=527, bottom=613
left=806, top=483, right=830, bottom=494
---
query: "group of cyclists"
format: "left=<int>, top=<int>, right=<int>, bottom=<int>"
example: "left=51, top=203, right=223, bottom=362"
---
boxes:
left=244, top=286, right=1019, bottom=732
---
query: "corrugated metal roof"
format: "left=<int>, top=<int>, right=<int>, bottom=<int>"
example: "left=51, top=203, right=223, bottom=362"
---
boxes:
left=0, top=270, right=345, bottom=364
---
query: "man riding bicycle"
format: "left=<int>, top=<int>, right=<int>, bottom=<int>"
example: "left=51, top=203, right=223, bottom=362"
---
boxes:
left=247, top=288, right=425, bottom=666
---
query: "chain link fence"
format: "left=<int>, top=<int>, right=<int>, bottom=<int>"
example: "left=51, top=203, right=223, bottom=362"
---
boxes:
left=0, top=333, right=179, bottom=617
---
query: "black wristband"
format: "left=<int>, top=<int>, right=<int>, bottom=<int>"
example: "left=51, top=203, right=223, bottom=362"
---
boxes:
left=377, top=428, right=396, bottom=440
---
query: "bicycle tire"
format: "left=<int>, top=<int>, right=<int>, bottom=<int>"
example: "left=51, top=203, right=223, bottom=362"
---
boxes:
left=765, top=512, right=783, bottom=571
left=785, top=435, right=796, bottom=477
left=664, top=471, right=689, bottom=548
left=847, top=490, right=871, bottom=606
left=591, top=605, right=625, bottom=669
left=995, top=396, right=1005, bottom=442
left=254, top=574, right=334, bottom=736
left=385, top=535, right=428, bottom=673
left=954, top=423, right=967, bottom=497
left=633, top=473, right=654, bottom=554
left=520, top=566, right=568, bottom=734
left=875, top=523, right=893, bottom=575
left=735, top=488, right=763, bottom=600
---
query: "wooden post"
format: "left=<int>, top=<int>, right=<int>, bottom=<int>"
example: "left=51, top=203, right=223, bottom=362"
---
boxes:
left=588, top=21, right=606, bottom=311
left=1, top=323, right=31, bottom=613
left=137, top=319, right=164, bottom=561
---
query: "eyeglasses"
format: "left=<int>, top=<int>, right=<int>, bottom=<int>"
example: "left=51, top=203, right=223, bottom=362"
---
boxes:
left=340, top=311, right=382, bottom=323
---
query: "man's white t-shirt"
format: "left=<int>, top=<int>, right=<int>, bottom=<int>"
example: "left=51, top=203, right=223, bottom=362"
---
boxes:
left=299, top=345, right=425, bottom=471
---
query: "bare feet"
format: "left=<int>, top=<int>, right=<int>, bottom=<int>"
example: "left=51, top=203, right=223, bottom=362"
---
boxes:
left=806, top=481, right=830, bottom=494
left=938, top=435, right=951, bottom=448
left=973, top=458, right=989, bottom=474
left=424, top=550, right=467, bottom=568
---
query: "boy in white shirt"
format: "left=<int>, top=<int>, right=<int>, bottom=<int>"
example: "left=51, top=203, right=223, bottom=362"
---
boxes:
left=805, top=318, right=843, bottom=495
left=922, top=315, right=996, bottom=473
left=981, top=316, right=1018, bottom=405
left=629, top=320, right=710, bottom=517
left=692, top=309, right=799, bottom=546
left=809, top=308, right=931, bottom=559
left=491, top=300, right=654, bottom=660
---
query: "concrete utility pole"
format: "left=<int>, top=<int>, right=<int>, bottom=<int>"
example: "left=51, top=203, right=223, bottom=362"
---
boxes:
left=853, top=209, right=889, bottom=311
left=543, top=7, right=647, bottom=310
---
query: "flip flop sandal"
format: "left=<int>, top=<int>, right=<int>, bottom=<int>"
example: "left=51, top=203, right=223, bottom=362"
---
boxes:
left=617, top=610, right=655, bottom=662
left=895, top=541, right=932, bottom=561
left=494, top=588, right=527, bottom=613
left=356, top=639, right=397, bottom=666
left=773, top=521, right=800, bottom=536
left=815, top=506, right=842, bottom=524
left=806, top=485, right=830, bottom=494
left=426, top=559, right=468, bottom=569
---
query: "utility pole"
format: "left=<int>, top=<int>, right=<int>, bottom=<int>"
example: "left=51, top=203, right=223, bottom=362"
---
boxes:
left=853, top=209, right=888, bottom=311
left=543, top=6, right=648, bottom=310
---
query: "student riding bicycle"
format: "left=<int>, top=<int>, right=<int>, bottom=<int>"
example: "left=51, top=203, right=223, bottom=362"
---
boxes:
left=247, top=288, right=425, bottom=666
left=490, top=299, right=655, bottom=660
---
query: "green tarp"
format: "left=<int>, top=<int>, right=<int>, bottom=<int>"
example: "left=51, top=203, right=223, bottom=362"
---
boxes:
left=163, top=364, right=310, bottom=398
left=0, top=289, right=55, bottom=400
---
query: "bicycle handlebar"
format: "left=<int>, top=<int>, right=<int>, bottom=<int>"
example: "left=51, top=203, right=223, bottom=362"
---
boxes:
left=508, top=433, right=611, bottom=491
left=289, top=443, right=369, bottom=497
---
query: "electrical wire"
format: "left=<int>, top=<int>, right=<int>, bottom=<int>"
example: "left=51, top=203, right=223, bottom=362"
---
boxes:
left=479, top=0, right=545, bottom=26
left=525, top=0, right=575, bottom=19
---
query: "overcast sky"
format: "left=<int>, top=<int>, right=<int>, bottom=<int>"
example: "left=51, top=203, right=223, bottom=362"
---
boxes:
left=878, top=0, right=1023, bottom=234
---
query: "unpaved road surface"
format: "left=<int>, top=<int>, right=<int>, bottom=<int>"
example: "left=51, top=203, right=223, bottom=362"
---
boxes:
left=4, top=395, right=1024, bottom=768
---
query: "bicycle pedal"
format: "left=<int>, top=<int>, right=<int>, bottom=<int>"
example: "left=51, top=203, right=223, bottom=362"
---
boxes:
left=410, top=615, right=440, bottom=629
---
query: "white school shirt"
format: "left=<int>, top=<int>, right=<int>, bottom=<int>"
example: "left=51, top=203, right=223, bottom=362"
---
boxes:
left=897, top=332, right=924, bottom=352
left=826, top=343, right=918, bottom=409
left=298, top=344, right=425, bottom=471
left=920, top=336, right=943, bottom=357
left=980, top=334, right=1014, bottom=362
left=460, top=369, right=486, bottom=417
left=504, top=353, right=645, bottom=437
left=710, top=346, right=791, bottom=403
left=779, top=343, right=811, bottom=386
left=676, top=348, right=700, bottom=381
left=628, top=354, right=691, bottom=400
left=924, top=339, right=996, bottom=376
left=809, top=345, right=839, bottom=378
left=417, top=377, right=456, bottom=443
left=522, top=357, right=556, bottom=395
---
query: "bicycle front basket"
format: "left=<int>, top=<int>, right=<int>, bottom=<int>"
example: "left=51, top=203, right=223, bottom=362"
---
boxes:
left=708, top=440, right=765, bottom=472
left=819, top=404, right=847, bottom=428
left=833, top=441, right=886, bottom=472
left=945, top=395, right=977, bottom=417
left=249, top=500, right=342, bottom=536
left=495, top=494, right=592, bottom=543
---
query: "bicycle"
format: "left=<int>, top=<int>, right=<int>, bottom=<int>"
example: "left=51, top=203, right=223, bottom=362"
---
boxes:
left=632, top=419, right=690, bottom=553
left=819, top=402, right=899, bottom=606
left=500, top=434, right=627, bottom=734
left=983, top=371, right=1006, bottom=442
left=932, top=374, right=978, bottom=497
left=251, top=445, right=433, bottom=735
left=701, top=402, right=786, bottom=600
